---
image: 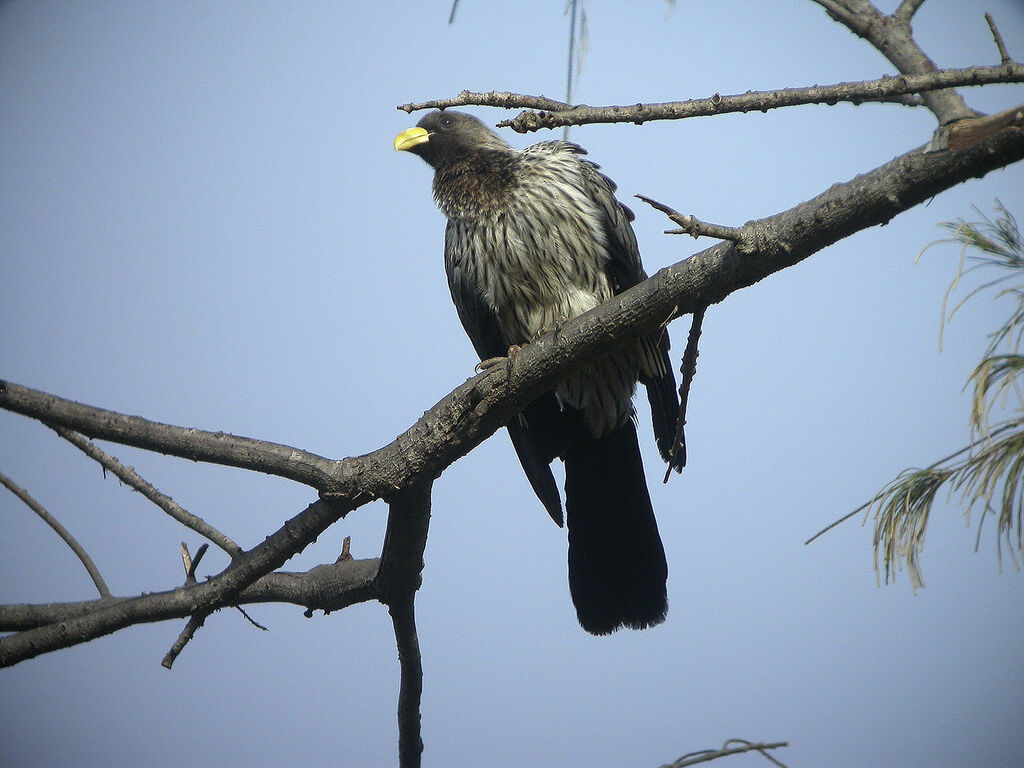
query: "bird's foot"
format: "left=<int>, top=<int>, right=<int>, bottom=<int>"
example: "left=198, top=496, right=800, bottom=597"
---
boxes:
left=475, top=344, right=522, bottom=374
left=535, top=317, right=570, bottom=344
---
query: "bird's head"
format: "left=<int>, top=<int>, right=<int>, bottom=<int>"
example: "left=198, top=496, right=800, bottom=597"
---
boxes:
left=394, top=110, right=510, bottom=169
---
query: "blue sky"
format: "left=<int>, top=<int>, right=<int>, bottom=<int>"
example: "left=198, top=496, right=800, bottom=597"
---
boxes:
left=2, top=1, right=1023, bottom=766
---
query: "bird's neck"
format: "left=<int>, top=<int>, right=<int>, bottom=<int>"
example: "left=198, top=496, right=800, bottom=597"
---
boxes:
left=432, top=150, right=518, bottom=221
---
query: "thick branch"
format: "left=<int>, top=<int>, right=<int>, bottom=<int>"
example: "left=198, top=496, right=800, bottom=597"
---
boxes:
left=0, top=557, right=380, bottom=633
left=378, top=485, right=432, bottom=768
left=390, top=593, right=424, bottom=768
left=0, top=381, right=341, bottom=490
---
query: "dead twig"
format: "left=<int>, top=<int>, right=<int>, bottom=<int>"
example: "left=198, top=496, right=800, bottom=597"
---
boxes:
left=636, top=195, right=748, bottom=246
left=662, top=739, right=790, bottom=768
left=54, top=426, right=243, bottom=558
left=0, top=469, right=111, bottom=598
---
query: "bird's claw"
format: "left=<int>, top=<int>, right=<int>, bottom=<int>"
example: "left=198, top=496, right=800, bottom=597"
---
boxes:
left=535, top=317, right=570, bottom=343
left=475, top=344, right=523, bottom=375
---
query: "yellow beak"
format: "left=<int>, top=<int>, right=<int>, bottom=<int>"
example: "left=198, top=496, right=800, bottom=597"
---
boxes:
left=394, top=126, right=430, bottom=152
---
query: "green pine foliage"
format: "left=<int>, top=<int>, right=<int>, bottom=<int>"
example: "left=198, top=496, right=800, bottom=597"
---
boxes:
left=870, top=203, right=1024, bottom=587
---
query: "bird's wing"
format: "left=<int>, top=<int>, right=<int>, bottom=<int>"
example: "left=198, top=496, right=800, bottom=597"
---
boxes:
left=529, top=142, right=684, bottom=470
left=577, top=154, right=647, bottom=294
left=525, top=141, right=646, bottom=293
left=444, top=221, right=567, bottom=525
left=444, top=233, right=506, bottom=360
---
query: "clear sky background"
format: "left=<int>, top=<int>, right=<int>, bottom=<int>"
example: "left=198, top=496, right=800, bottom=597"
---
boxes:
left=2, top=2, right=1022, bottom=766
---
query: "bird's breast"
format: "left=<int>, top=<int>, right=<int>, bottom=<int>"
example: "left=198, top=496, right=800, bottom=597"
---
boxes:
left=451, top=196, right=613, bottom=344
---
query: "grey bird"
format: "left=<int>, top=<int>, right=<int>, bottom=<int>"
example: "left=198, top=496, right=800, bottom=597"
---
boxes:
left=395, top=110, right=683, bottom=634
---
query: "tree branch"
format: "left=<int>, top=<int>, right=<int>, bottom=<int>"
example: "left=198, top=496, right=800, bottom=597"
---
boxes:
left=662, top=740, right=790, bottom=768
left=892, top=0, right=926, bottom=23
left=389, top=593, right=424, bottom=768
left=810, top=0, right=977, bottom=124
left=378, top=484, right=432, bottom=768
left=398, top=90, right=570, bottom=113
left=461, top=64, right=1020, bottom=132
left=0, top=470, right=111, bottom=598
left=985, top=13, right=1013, bottom=67
left=0, top=381, right=341, bottom=490
left=52, top=426, right=243, bottom=559
left=3, top=102, right=1022, bottom=666
left=636, top=195, right=748, bottom=245
left=0, top=557, right=380, bottom=633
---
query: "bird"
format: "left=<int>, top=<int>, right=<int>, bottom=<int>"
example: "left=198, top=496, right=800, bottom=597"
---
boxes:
left=395, top=110, right=683, bottom=635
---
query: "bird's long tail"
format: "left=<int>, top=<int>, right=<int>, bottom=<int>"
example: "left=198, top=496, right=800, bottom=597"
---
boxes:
left=564, top=419, right=668, bottom=635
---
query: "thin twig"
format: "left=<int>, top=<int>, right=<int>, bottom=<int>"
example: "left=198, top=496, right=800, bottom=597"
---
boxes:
left=804, top=500, right=872, bottom=546
left=636, top=195, right=748, bottom=245
left=53, top=426, right=243, bottom=558
left=161, top=611, right=209, bottom=669
left=986, top=13, right=1012, bottom=66
left=186, top=543, right=209, bottom=582
left=663, top=739, right=789, bottom=768
left=234, top=604, right=268, bottom=631
left=398, top=90, right=570, bottom=114
left=0, top=470, right=111, bottom=597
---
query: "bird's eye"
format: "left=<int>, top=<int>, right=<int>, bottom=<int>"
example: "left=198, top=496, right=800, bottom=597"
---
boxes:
left=438, top=114, right=453, bottom=129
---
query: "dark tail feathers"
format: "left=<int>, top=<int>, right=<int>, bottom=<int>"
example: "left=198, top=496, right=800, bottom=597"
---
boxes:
left=564, top=419, right=668, bottom=635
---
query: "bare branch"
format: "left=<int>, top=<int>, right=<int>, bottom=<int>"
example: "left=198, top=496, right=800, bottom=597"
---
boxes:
left=184, top=542, right=209, bottom=582
left=812, top=0, right=859, bottom=28
left=662, top=739, right=790, bottom=768
left=636, top=195, right=748, bottom=245
left=478, top=65, right=1020, bottom=133
left=234, top=604, right=268, bottom=631
left=53, top=426, right=243, bottom=559
left=378, top=485, right=432, bottom=768
left=162, top=611, right=207, bottom=668
left=0, top=382, right=341, bottom=490
left=986, top=13, right=1013, bottom=67
left=398, top=90, right=570, bottom=114
left=892, top=0, right=926, bottom=23
left=390, top=593, right=424, bottom=768
left=0, top=556, right=380, bottom=634
left=0, top=470, right=111, bottom=598
left=810, top=0, right=977, bottom=124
